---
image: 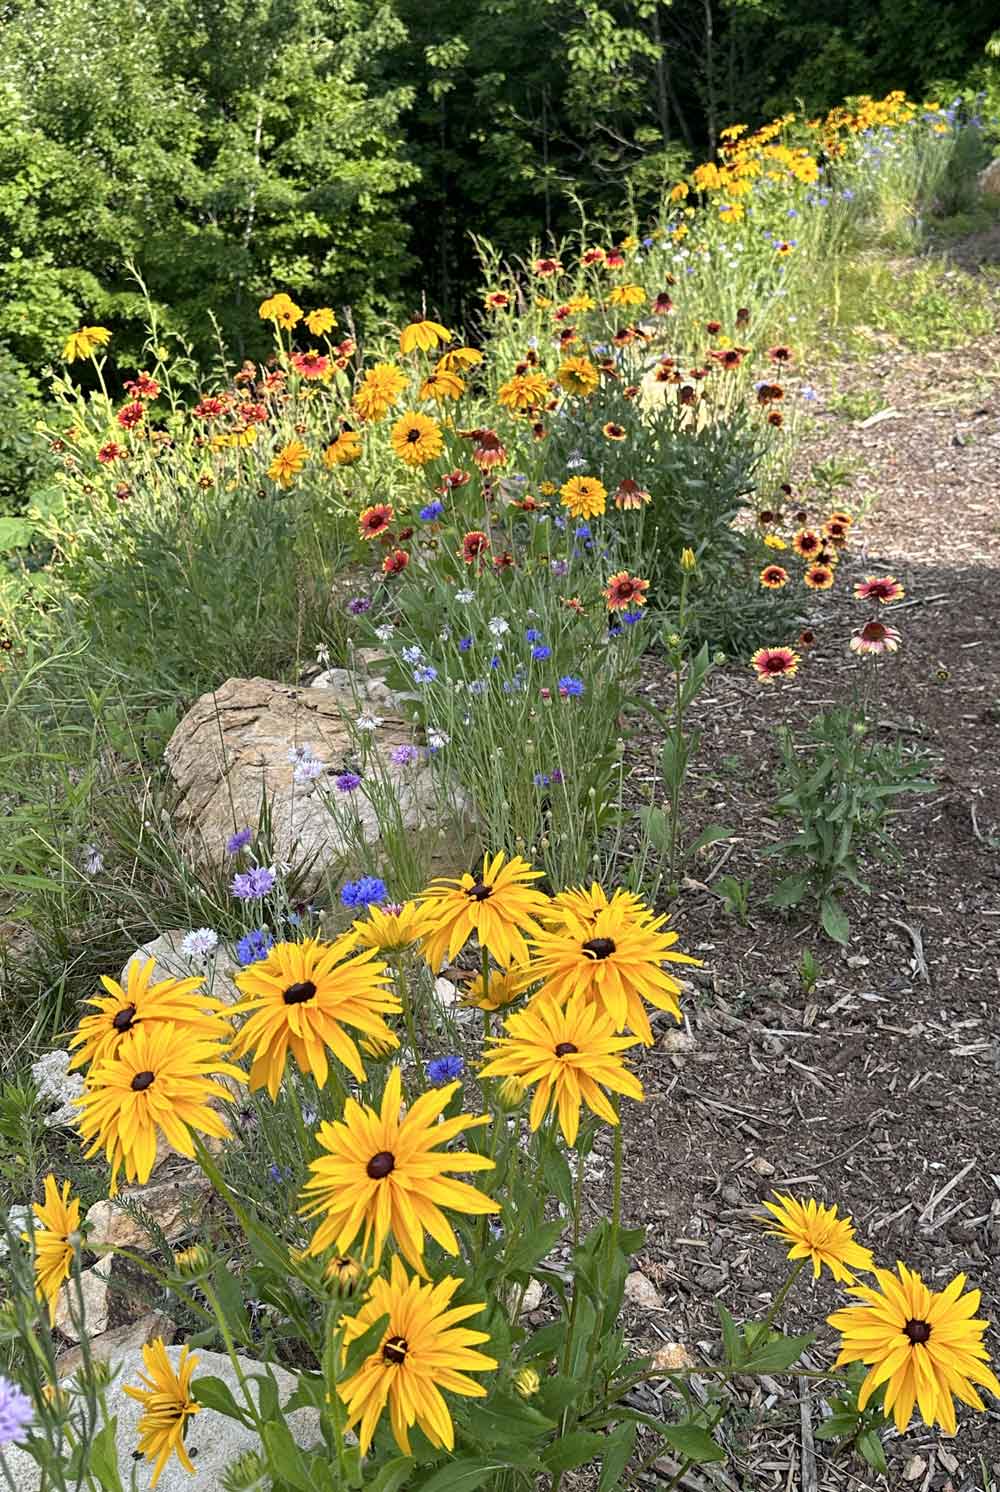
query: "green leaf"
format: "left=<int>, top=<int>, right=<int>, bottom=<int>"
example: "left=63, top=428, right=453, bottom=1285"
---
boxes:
left=769, top=873, right=809, bottom=908
left=820, top=896, right=850, bottom=946
left=597, top=1419, right=637, bottom=1492
left=344, top=1311, right=390, bottom=1375
left=88, top=1417, right=125, bottom=1492
left=260, top=1423, right=314, bottom=1492
left=463, top=1392, right=555, bottom=1446
left=413, top=1457, right=517, bottom=1492
left=682, top=823, right=732, bottom=863
left=813, top=1414, right=861, bottom=1441
left=742, top=1330, right=814, bottom=1373
left=504, top=1220, right=565, bottom=1275
left=0, top=516, right=33, bottom=550
left=192, top=1375, right=252, bottom=1425
left=716, top=1302, right=742, bottom=1367
left=542, top=1430, right=609, bottom=1474
left=366, top=1456, right=417, bottom=1492
left=283, top=1372, right=326, bottom=1414
left=658, top=1424, right=726, bottom=1464
left=638, top=806, right=669, bottom=854
left=857, top=1428, right=888, bottom=1476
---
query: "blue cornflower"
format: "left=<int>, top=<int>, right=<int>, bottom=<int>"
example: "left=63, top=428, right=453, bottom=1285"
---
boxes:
left=490, top=655, right=501, bottom=670
left=531, top=645, right=551, bottom=661
left=268, top=1163, right=287, bottom=1183
left=0, top=1376, right=33, bottom=1446
left=558, top=675, right=585, bottom=697
left=236, top=928, right=275, bottom=965
left=525, top=628, right=542, bottom=643
left=622, top=609, right=644, bottom=626
left=426, top=1055, right=465, bottom=1086
left=341, top=876, right=388, bottom=909
left=533, top=771, right=551, bottom=787
left=231, top=866, right=276, bottom=900
left=226, top=827, right=252, bottom=855
left=458, top=636, right=473, bottom=652
left=574, top=523, right=592, bottom=540
left=419, top=500, right=445, bottom=521
left=608, top=625, right=623, bottom=638
left=335, top=772, right=362, bottom=793
left=401, top=645, right=424, bottom=666
left=413, top=665, right=438, bottom=684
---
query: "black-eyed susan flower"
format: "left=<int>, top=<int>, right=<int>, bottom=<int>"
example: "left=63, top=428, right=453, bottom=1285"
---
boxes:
left=339, top=1256, right=496, bottom=1454
left=399, top=319, right=452, bottom=355
left=804, top=563, right=835, bottom=590
left=353, top=363, right=407, bottom=422
left=305, top=307, right=336, bottom=336
left=358, top=503, right=394, bottom=540
left=68, top=958, right=231, bottom=1073
left=77, top=1023, right=244, bottom=1192
left=123, top=1340, right=201, bottom=1488
left=750, top=646, right=800, bottom=683
left=608, top=283, right=646, bottom=307
left=267, top=441, right=308, bottom=488
left=353, top=901, right=425, bottom=954
left=230, top=937, right=399, bottom=1098
left=559, top=476, right=607, bottom=520
left=761, top=1193, right=874, bottom=1283
left=760, top=564, right=789, bottom=589
left=480, top=993, right=643, bottom=1147
left=437, top=346, right=483, bottom=373
left=603, top=572, right=649, bottom=611
left=828, top=1264, right=1000, bottom=1435
left=556, top=356, right=599, bottom=397
left=528, top=891, right=698, bottom=1045
left=763, top=533, right=787, bottom=551
left=850, top=620, right=901, bottom=655
left=854, top=575, right=905, bottom=604
left=544, top=882, right=649, bottom=930
left=299, top=1066, right=498, bottom=1271
left=498, top=372, right=549, bottom=411
left=62, top=326, right=111, bottom=362
left=420, top=370, right=465, bottom=403
left=390, top=412, right=444, bottom=467
left=26, top=1175, right=80, bottom=1324
left=418, top=852, right=549, bottom=970
left=258, top=293, right=302, bottom=328
left=459, top=962, right=536, bottom=1011
left=792, top=528, right=822, bottom=560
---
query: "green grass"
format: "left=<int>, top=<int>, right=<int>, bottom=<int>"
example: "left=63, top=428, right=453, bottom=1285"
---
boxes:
left=829, top=257, right=997, bottom=352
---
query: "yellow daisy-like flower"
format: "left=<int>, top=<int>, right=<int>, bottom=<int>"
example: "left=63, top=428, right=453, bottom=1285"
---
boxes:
left=68, top=957, right=231, bottom=1073
left=62, top=326, right=111, bottom=362
left=529, top=890, right=700, bottom=1044
left=76, top=1023, right=243, bottom=1193
left=305, top=307, right=337, bottom=335
left=299, top=1065, right=498, bottom=1272
left=437, top=346, right=483, bottom=373
left=258, top=293, right=302, bottom=329
left=390, top=412, right=444, bottom=467
left=608, top=283, right=646, bottom=307
left=123, top=1340, right=201, bottom=1488
left=417, top=852, right=550, bottom=971
left=497, top=371, right=550, bottom=411
left=26, top=1175, right=80, bottom=1324
left=459, top=962, right=536, bottom=1011
left=231, top=936, right=399, bottom=1097
left=828, top=1264, right=1000, bottom=1435
left=419, top=370, right=465, bottom=402
left=322, top=428, right=363, bottom=466
left=544, top=882, right=649, bottom=930
left=354, top=363, right=408, bottom=422
left=761, top=1193, right=875, bottom=1283
left=480, top=994, right=643, bottom=1147
left=557, top=356, right=599, bottom=397
left=353, top=901, right=426, bottom=954
left=339, top=1255, right=496, bottom=1455
left=559, top=476, right=607, bottom=520
left=267, top=439, right=308, bottom=488
left=400, top=319, right=452, bottom=355
left=763, top=533, right=787, bottom=551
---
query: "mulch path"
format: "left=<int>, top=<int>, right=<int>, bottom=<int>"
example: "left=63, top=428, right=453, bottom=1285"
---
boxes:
left=594, top=317, right=1000, bottom=1489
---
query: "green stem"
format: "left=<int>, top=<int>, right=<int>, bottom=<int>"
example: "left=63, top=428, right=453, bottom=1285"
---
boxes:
left=397, top=965, right=426, bottom=1090
left=761, top=1256, right=806, bottom=1334
left=202, top=1281, right=266, bottom=1436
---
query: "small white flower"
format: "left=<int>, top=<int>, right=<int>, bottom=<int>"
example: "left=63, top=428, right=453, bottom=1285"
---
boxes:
left=455, top=589, right=475, bottom=604
left=315, top=644, right=331, bottom=667
left=488, top=617, right=509, bottom=638
left=294, top=756, right=324, bottom=784
left=288, top=743, right=315, bottom=764
left=83, top=845, right=104, bottom=875
left=374, top=624, right=395, bottom=643
left=355, top=713, right=383, bottom=732
left=401, top=645, right=424, bottom=666
left=427, top=728, right=450, bottom=750
left=180, top=927, right=219, bottom=961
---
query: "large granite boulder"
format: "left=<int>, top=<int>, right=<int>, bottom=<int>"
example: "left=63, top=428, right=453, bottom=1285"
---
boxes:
left=164, top=673, right=472, bottom=880
left=979, top=158, right=1000, bottom=197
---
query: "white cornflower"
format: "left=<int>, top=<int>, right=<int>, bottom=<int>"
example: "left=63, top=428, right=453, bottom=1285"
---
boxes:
left=355, top=713, right=383, bottom=732
left=455, top=589, right=475, bottom=604
left=180, top=928, right=219, bottom=961
left=488, top=617, right=509, bottom=638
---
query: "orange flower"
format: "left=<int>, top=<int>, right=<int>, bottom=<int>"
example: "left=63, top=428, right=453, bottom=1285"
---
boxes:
left=804, top=564, right=835, bottom=591
left=603, top=572, right=649, bottom=611
left=613, top=478, right=650, bottom=509
left=359, top=504, right=394, bottom=540
left=750, top=647, right=800, bottom=683
left=602, top=422, right=627, bottom=441
left=461, top=531, right=490, bottom=564
left=759, top=565, right=789, bottom=589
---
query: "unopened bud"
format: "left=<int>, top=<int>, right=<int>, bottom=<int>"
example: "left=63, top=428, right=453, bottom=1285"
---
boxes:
left=680, top=547, right=696, bottom=571
left=497, top=1076, right=528, bottom=1110
left=172, top=1244, right=214, bottom=1281
left=514, top=1366, right=541, bottom=1398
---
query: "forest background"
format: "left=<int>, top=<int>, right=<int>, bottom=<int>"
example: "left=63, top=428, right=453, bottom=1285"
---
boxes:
left=1, top=0, right=998, bottom=512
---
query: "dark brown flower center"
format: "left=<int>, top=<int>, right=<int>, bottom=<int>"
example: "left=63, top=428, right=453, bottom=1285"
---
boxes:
left=367, top=1151, right=396, bottom=1180
left=131, top=1070, right=155, bottom=1092
left=113, top=1004, right=137, bottom=1032
left=465, top=881, right=493, bottom=901
left=283, top=981, right=317, bottom=1005
left=862, top=623, right=887, bottom=642
left=581, top=937, right=616, bottom=960
left=903, top=1318, right=932, bottom=1345
left=406, top=428, right=421, bottom=443
left=554, top=1042, right=578, bottom=1057
left=383, top=1336, right=409, bottom=1364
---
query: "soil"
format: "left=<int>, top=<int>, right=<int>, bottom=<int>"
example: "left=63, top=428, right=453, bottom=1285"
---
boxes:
left=596, top=313, right=1000, bottom=1488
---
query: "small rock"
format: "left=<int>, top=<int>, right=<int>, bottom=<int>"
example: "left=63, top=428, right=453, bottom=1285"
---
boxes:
left=903, top=1454, right=926, bottom=1482
left=720, top=1185, right=740, bottom=1207
left=978, top=158, right=1000, bottom=198
left=845, top=954, right=870, bottom=969
left=56, top=1311, right=174, bottom=1378
left=85, top=1174, right=212, bottom=1250
left=30, top=1050, right=85, bottom=1129
left=650, top=1342, right=696, bottom=1371
left=749, top=1157, right=775, bottom=1177
left=0, top=1205, right=32, bottom=1258
left=624, top=1271, right=664, bottom=1311
left=937, top=1448, right=959, bottom=1475
left=520, top=1280, right=544, bottom=1314
left=55, top=1255, right=113, bottom=1342
left=659, top=1028, right=695, bottom=1053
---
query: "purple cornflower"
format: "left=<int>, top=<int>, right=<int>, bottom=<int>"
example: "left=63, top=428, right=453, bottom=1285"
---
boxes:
left=458, top=636, right=473, bottom=652
left=426, top=1055, right=465, bottom=1086
left=531, top=645, right=551, bottom=661
left=231, top=866, right=276, bottom=901
left=335, top=772, right=362, bottom=793
left=0, top=1378, right=33, bottom=1446
left=419, top=500, right=445, bottom=521
left=533, top=772, right=551, bottom=787
left=347, top=597, right=372, bottom=615
left=412, top=665, right=438, bottom=684
left=390, top=744, right=419, bottom=766
left=550, top=767, right=564, bottom=783
left=550, top=559, right=569, bottom=578
left=622, top=609, right=644, bottom=626
left=558, top=675, right=585, bottom=697
left=341, top=876, right=388, bottom=909
left=236, top=928, right=275, bottom=965
left=226, top=828, right=252, bottom=855
left=525, top=628, right=542, bottom=643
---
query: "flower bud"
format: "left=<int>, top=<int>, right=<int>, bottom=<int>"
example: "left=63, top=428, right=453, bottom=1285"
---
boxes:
left=680, top=547, right=696, bottom=571
left=222, top=1451, right=268, bottom=1492
left=514, top=1366, right=541, bottom=1398
left=497, top=1076, right=527, bottom=1110
left=172, top=1244, right=215, bottom=1281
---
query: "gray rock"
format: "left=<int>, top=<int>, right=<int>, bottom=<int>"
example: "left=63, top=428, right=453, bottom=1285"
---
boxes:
left=3, top=1346, right=321, bottom=1492
left=29, top=1050, right=85, bottom=1130
left=0, top=1204, right=31, bottom=1259
left=54, top=1255, right=112, bottom=1342
left=624, top=1271, right=665, bottom=1311
left=85, top=1173, right=212, bottom=1250
left=55, top=1311, right=173, bottom=1379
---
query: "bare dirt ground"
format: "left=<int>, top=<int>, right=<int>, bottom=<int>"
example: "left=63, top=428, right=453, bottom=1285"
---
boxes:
left=596, top=320, right=1000, bottom=1490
